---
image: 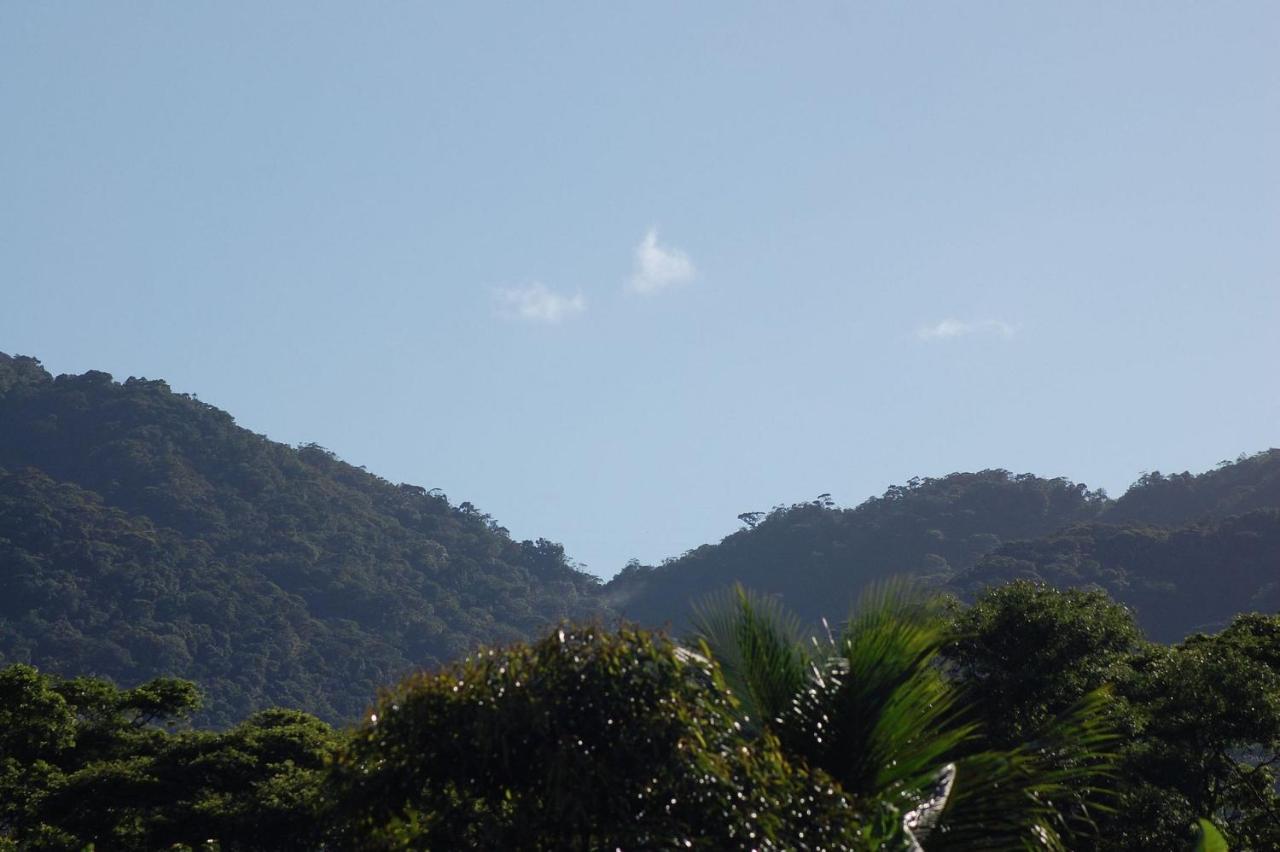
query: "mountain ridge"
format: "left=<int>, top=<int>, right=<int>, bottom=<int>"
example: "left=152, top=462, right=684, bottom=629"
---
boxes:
left=0, top=352, right=606, bottom=724
left=605, top=450, right=1280, bottom=637
left=3, top=351, right=1275, bottom=723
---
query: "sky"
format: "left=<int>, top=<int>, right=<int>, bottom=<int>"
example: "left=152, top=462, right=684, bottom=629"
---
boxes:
left=3, top=3, right=1278, bottom=579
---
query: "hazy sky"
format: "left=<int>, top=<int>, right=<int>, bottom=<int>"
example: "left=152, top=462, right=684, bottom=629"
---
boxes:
left=3, top=3, right=1278, bottom=579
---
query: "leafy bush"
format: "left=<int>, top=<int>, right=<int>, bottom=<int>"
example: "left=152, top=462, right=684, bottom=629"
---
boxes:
left=330, top=625, right=868, bottom=850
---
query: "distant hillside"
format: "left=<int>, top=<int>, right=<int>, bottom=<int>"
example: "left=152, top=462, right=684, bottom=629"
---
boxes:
left=4, top=351, right=1274, bottom=723
left=607, top=452, right=1280, bottom=638
left=954, top=509, right=1280, bottom=642
left=1102, top=449, right=1280, bottom=526
left=606, top=471, right=1110, bottom=629
left=0, top=353, right=607, bottom=724
left=952, top=449, right=1280, bottom=642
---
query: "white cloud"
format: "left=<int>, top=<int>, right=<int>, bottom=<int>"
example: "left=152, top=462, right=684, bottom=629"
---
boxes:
left=628, top=228, right=696, bottom=294
left=916, top=318, right=1017, bottom=341
left=494, top=282, right=585, bottom=323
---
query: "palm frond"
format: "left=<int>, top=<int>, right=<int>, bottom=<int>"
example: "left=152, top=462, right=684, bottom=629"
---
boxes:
left=924, top=689, right=1118, bottom=851
left=690, top=579, right=1118, bottom=851
left=1193, top=818, right=1229, bottom=852
left=777, top=580, right=972, bottom=800
left=690, top=583, right=812, bottom=732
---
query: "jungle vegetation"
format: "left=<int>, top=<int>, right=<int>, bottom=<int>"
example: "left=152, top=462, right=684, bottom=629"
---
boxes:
left=0, top=353, right=606, bottom=725
left=2, top=583, right=1273, bottom=850
left=2, top=352, right=1278, bottom=848
left=607, top=451, right=1280, bottom=642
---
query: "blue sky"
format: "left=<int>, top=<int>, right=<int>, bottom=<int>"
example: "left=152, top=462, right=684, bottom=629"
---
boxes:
left=3, top=3, right=1278, bottom=578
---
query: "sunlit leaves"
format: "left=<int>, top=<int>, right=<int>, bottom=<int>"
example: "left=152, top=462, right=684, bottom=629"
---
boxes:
left=690, top=581, right=1116, bottom=850
left=1193, top=818, right=1228, bottom=852
left=330, top=625, right=865, bottom=850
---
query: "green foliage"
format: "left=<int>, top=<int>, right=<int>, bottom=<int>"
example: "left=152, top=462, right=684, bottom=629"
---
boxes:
left=691, top=584, right=811, bottom=732
left=693, top=582, right=1116, bottom=850
left=4, top=352, right=1277, bottom=725
left=1105, top=450, right=1280, bottom=526
left=0, top=353, right=608, bottom=725
left=616, top=450, right=1280, bottom=644
left=0, top=664, right=76, bottom=762
left=3, top=587, right=1274, bottom=849
left=946, top=581, right=1144, bottom=742
left=330, top=625, right=865, bottom=850
left=4, top=349, right=1279, bottom=846
left=611, top=471, right=1110, bottom=630
left=943, top=584, right=1280, bottom=851
left=0, top=665, right=78, bottom=838
left=779, top=583, right=969, bottom=800
left=0, top=664, right=339, bottom=851
left=1120, top=621, right=1280, bottom=850
left=957, top=511, right=1280, bottom=642
left=1193, top=819, right=1228, bottom=852
left=928, top=691, right=1116, bottom=852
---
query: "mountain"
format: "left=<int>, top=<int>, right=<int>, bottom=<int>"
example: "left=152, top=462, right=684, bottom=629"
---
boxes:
left=605, top=471, right=1110, bottom=628
left=0, top=353, right=607, bottom=724
left=606, top=452, right=1280, bottom=638
left=1101, top=449, right=1280, bottom=526
left=955, top=510, right=1280, bottom=642
left=949, top=450, right=1280, bottom=641
left=4, top=350, right=1275, bottom=724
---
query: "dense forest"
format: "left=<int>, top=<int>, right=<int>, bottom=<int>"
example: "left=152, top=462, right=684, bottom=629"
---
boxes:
left=605, top=471, right=1111, bottom=627
left=2, top=352, right=1278, bottom=848
left=3, top=583, right=1275, bottom=850
left=3, top=351, right=1278, bottom=724
left=0, top=353, right=606, bottom=724
left=956, top=509, right=1280, bottom=642
left=608, top=451, right=1280, bottom=641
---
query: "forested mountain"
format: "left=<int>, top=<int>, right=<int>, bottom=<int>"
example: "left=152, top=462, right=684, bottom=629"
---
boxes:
left=0, top=353, right=606, bottom=724
left=1101, top=448, right=1280, bottom=526
left=606, top=471, right=1110, bottom=628
left=3, top=350, right=1276, bottom=727
left=606, top=453, right=1280, bottom=638
left=955, top=509, right=1280, bottom=642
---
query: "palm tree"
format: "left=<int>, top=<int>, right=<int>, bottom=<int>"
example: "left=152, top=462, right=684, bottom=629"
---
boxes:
left=692, top=582, right=1115, bottom=850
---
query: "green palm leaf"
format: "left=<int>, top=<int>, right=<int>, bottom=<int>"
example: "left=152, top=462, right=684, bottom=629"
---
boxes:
left=1194, top=818, right=1229, bottom=852
left=691, top=583, right=812, bottom=732
left=776, top=581, right=971, bottom=800
left=925, top=690, right=1117, bottom=850
left=690, top=579, right=1116, bottom=850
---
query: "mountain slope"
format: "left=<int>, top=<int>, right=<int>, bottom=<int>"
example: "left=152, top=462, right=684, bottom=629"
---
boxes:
left=1102, top=449, right=1280, bottom=526
left=0, top=353, right=607, bottom=724
left=955, top=509, right=1280, bottom=642
left=606, top=471, right=1110, bottom=628
left=607, top=452, right=1280, bottom=637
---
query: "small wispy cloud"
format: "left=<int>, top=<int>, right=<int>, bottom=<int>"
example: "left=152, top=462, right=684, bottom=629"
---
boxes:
left=494, top=282, right=585, bottom=324
left=916, top=318, right=1017, bottom=341
left=628, top=228, right=696, bottom=294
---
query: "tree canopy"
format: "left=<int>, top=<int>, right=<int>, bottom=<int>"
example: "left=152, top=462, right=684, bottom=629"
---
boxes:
left=4, top=349, right=1278, bottom=729
left=608, top=471, right=1110, bottom=629
left=0, top=353, right=607, bottom=725
left=608, top=452, right=1280, bottom=642
left=3, top=581, right=1275, bottom=849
